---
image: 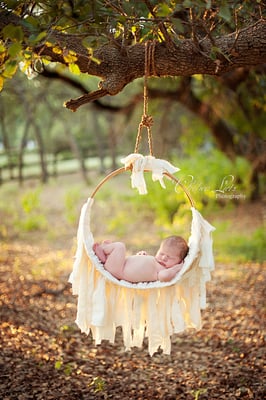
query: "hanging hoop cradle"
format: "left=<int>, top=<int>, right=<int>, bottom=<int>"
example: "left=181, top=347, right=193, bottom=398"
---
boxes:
left=68, top=41, right=215, bottom=355
left=69, top=156, right=215, bottom=355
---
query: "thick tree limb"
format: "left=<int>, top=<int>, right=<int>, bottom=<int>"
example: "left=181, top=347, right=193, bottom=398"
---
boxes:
left=40, top=19, right=266, bottom=110
left=1, top=10, right=265, bottom=110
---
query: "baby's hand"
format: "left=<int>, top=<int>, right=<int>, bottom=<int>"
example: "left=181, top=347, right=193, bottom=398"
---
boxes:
left=136, top=250, right=148, bottom=255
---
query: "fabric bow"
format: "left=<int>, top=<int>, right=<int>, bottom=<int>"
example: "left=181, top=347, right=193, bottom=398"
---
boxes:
left=121, top=153, right=180, bottom=195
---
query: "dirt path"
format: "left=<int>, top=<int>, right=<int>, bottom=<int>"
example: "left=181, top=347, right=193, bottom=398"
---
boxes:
left=0, top=242, right=265, bottom=400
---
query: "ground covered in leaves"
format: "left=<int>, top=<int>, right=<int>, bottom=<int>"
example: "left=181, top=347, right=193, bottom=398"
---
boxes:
left=0, top=241, right=265, bottom=400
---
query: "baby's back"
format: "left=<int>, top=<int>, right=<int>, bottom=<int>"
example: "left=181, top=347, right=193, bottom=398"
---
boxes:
left=123, top=254, right=163, bottom=283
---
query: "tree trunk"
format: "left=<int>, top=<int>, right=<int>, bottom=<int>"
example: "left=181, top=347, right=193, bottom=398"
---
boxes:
left=91, top=115, right=106, bottom=174
left=18, top=120, right=30, bottom=185
left=33, top=121, right=48, bottom=184
left=66, top=129, right=88, bottom=184
left=107, top=114, right=117, bottom=170
left=249, top=155, right=266, bottom=201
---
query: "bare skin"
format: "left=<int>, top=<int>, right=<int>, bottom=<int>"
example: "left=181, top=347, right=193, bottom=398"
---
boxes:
left=93, top=239, right=186, bottom=283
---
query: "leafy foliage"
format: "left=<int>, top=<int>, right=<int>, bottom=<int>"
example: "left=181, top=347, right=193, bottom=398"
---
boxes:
left=128, top=149, right=251, bottom=228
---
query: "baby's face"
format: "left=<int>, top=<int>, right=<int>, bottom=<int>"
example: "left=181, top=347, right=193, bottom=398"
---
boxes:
left=155, top=243, right=181, bottom=268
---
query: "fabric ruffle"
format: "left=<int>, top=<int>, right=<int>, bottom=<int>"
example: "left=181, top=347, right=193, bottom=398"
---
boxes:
left=69, top=198, right=215, bottom=355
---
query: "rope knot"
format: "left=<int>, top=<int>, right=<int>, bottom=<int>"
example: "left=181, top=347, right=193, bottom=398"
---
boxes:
left=141, top=114, right=153, bottom=128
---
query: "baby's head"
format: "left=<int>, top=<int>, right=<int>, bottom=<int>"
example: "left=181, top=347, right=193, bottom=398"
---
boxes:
left=163, top=236, right=189, bottom=259
left=156, top=236, right=189, bottom=268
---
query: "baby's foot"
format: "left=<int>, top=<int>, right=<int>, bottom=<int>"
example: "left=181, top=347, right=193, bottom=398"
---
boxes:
left=93, top=243, right=107, bottom=263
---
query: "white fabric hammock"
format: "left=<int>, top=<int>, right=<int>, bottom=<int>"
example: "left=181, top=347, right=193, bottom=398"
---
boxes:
left=69, top=155, right=215, bottom=355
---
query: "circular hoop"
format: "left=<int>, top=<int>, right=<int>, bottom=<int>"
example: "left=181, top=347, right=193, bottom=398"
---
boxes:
left=90, top=166, right=195, bottom=208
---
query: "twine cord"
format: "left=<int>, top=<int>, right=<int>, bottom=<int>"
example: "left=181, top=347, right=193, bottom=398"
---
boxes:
left=134, top=41, right=156, bottom=156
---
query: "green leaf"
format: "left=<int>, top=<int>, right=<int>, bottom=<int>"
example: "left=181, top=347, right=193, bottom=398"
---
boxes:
left=23, top=50, right=33, bottom=60
left=210, top=46, right=231, bottom=62
left=8, top=42, right=22, bottom=57
left=81, top=37, right=94, bottom=50
left=156, top=3, right=172, bottom=17
left=64, top=363, right=73, bottom=376
left=2, top=24, right=24, bottom=42
left=28, top=31, right=47, bottom=45
left=68, top=63, right=80, bottom=75
left=182, top=0, right=193, bottom=7
left=211, top=46, right=221, bottom=53
left=54, top=360, right=62, bottom=370
left=2, top=60, right=17, bottom=78
left=219, top=4, right=232, bottom=23
left=210, top=45, right=224, bottom=60
left=4, top=0, right=18, bottom=8
left=172, top=18, right=185, bottom=34
left=0, top=43, right=6, bottom=53
left=21, top=16, right=40, bottom=30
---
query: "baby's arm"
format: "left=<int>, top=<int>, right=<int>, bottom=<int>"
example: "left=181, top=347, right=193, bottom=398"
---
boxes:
left=158, top=262, right=184, bottom=282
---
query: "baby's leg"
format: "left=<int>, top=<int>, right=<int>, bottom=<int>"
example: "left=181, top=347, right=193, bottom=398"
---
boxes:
left=94, top=241, right=127, bottom=280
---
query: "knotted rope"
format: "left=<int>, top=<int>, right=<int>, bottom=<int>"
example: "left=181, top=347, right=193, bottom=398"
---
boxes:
left=134, top=41, right=157, bottom=156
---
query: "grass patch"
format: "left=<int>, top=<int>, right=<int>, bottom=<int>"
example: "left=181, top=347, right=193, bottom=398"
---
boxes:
left=17, top=188, right=47, bottom=231
left=213, top=223, right=265, bottom=263
left=64, top=186, right=84, bottom=225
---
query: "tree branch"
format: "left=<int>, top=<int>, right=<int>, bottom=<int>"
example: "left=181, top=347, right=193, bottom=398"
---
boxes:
left=64, top=88, right=109, bottom=111
left=45, top=19, right=266, bottom=109
left=1, top=10, right=265, bottom=110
